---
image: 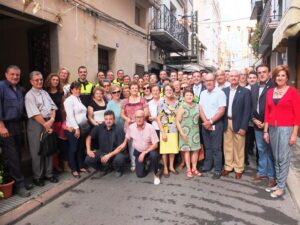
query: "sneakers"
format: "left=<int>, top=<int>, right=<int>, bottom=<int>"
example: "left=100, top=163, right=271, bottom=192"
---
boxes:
left=270, top=189, right=284, bottom=198
left=130, top=166, right=136, bottom=172
left=265, top=185, right=279, bottom=193
left=15, top=187, right=31, bottom=198
left=154, top=175, right=160, bottom=185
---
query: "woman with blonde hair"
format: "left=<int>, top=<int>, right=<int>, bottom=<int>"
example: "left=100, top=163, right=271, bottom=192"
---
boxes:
left=58, top=67, right=71, bottom=97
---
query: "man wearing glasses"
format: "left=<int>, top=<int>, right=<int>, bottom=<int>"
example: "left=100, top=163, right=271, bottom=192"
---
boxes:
left=25, top=71, right=58, bottom=187
left=123, top=110, right=160, bottom=185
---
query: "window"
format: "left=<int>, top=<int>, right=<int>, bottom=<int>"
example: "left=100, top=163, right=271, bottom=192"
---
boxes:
left=98, top=48, right=109, bottom=73
left=135, top=6, right=141, bottom=26
left=135, top=4, right=146, bottom=28
left=135, top=64, right=145, bottom=76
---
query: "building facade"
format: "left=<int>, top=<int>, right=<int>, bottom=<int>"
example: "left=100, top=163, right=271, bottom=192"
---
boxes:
left=0, top=0, right=158, bottom=84
left=251, top=0, right=300, bottom=89
left=194, top=0, right=221, bottom=72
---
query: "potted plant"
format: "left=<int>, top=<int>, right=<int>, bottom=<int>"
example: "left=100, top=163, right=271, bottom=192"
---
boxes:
left=0, top=149, right=15, bottom=199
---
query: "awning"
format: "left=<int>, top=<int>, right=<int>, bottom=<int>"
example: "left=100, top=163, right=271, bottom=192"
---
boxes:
left=272, top=0, right=300, bottom=52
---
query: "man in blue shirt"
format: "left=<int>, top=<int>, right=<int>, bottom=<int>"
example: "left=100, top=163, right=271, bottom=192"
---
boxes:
left=0, top=65, right=31, bottom=197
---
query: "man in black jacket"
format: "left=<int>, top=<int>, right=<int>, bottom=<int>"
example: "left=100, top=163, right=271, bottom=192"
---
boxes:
left=250, top=65, right=275, bottom=187
left=222, top=70, right=252, bottom=179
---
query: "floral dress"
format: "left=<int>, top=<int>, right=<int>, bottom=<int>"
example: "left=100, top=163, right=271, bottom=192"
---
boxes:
left=157, top=98, right=179, bottom=154
left=179, top=102, right=201, bottom=151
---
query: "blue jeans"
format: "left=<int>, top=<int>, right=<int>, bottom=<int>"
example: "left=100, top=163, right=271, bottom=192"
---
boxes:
left=269, top=126, right=293, bottom=190
left=85, top=151, right=125, bottom=172
left=202, top=121, right=223, bottom=173
left=254, top=130, right=275, bottom=178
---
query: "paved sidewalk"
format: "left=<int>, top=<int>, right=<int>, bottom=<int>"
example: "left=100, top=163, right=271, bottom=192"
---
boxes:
left=0, top=171, right=95, bottom=225
left=287, top=138, right=300, bottom=213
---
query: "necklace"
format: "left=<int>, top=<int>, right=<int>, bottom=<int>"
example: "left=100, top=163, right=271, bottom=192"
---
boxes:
left=274, top=86, right=288, bottom=97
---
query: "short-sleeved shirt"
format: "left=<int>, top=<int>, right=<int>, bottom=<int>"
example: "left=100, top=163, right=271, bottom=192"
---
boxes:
left=122, top=97, right=147, bottom=121
left=25, top=88, right=57, bottom=119
left=126, top=122, right=159, bottom=152
left=0, top=80, right=24, bottom=122
left=157, top=98, right=179, bottom=133
left=91, top=123, right=125, bottom=153
left=199, top=87, right=226, bottom=119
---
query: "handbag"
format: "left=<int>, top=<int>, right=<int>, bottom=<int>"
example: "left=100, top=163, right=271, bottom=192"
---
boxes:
left=39, top=131, right=58, bottom=156
left=79, top=122, right=90, bottom=136
left=198, top=147, right=205, bottom=161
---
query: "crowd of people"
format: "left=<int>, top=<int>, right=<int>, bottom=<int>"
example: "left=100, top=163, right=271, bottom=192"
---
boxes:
left=0, top=64, right=299, bottom=199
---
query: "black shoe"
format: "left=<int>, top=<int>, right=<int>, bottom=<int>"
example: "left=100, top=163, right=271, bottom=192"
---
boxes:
left=115, top=171, right=122, bottom=178
left=15, top=187, right=31, bottom=198
left=212, top=172, right=221, bottom=179
left=33, top=178, right=45, bottom=187
left=25, top=183, right=34, bottom=190
left=45, top=176, right=59, bottom=183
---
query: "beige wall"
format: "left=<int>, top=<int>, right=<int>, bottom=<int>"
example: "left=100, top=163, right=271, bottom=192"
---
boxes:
left=1, top=0, right=150, bottom=82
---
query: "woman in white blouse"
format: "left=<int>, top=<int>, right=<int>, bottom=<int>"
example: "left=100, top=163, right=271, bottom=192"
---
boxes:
left=64, top=81, right=90, bottom=178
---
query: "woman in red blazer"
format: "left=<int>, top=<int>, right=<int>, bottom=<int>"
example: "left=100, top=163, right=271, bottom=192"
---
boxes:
left=264, top=65, right=300, bottom=198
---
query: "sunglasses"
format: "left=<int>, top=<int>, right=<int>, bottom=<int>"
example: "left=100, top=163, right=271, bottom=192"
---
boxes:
left=181, top=87, right=187, bottom=90
left=112, top=91, right=121, bottom=94
left=103, top=84, right=110, bottom=87
left=143, top=86, right=150, bottom=90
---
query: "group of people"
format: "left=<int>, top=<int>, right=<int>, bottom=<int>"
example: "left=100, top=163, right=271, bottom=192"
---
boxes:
left=0, top=64, right=299, bottom=199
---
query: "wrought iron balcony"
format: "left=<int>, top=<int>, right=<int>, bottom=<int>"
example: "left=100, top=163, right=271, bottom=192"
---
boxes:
left=150, top=4, right=189, bottom=52
left=259, top=0, right=281, bottom=46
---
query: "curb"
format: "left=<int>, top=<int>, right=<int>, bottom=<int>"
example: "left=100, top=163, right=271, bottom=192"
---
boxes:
left=287, top=139, right=300, bottom=213
left=0, top=172, right=95, bottom=225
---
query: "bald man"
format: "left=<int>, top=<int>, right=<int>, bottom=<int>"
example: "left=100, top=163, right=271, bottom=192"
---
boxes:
left=123, top=110, right=160, bottom=185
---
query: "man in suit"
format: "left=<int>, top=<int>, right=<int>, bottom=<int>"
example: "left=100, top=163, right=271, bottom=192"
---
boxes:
left=251, top=65, right=276, bottom=187
left=222, top=70, right=251, bottom=179
left=192, top=71, right=206, bottom=103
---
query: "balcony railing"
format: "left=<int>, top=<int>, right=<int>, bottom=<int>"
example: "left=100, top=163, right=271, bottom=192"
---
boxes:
left=259, top=0, right=281, bottom=46
left=150, top=4, right=189, bottom=52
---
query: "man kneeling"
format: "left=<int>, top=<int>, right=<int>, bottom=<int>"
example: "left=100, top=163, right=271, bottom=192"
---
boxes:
left=124, top=110, right=160, bottom=185
left=85, top=110, right=125, bottom=177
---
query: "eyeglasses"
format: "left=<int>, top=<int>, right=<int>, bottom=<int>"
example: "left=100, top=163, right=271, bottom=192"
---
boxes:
left=180, top=87, right=187, bottom=90
left=143, top=86, right=150, bottom=90
left=112, top=91, right=121, bottom=94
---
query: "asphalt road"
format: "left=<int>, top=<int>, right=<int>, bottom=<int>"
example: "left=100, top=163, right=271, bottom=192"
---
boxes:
left=16, top=164, right=300, bottom=225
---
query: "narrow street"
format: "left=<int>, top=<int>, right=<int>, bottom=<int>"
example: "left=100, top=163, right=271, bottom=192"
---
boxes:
left=15, top=163, right=300, bottom=225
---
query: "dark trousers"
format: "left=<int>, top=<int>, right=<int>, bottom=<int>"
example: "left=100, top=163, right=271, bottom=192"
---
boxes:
left=202, top=121, right=223, bottom=173
left=65, top=131, right=86, bottom=172
left=245, top=126, right=256, bottom=163
left=85, top=151, right=125, bottom=172
left=134, top=149, right=159, bottom=178
left=1, top=134, right=25, bottom=188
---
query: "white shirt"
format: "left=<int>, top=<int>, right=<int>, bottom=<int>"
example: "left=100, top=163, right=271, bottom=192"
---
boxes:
left=199, top=87, right=226, bottom=119
left=193, top=83, right=202, bottom=98
left=64, top=95, right=87, bottom=129
left=228, top=86, right=237, bottom=117
left=216, top=81, right=230, bottom=90
left=148, top=98, right=160, bottom=130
